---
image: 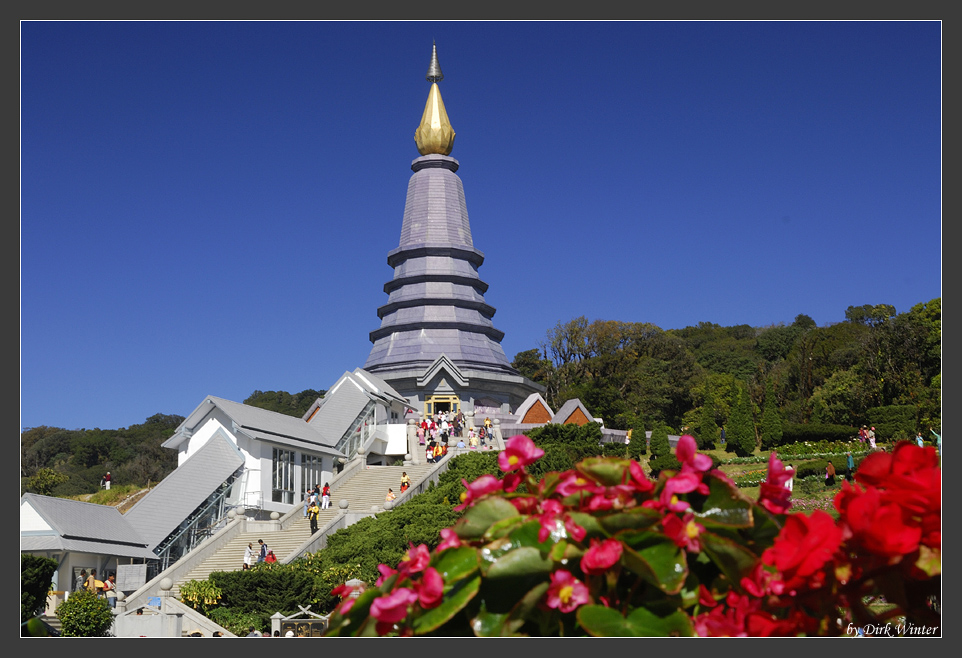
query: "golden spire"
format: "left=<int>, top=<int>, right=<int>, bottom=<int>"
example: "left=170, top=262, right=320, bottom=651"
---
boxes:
left=415, top=42, right=456, bottom=156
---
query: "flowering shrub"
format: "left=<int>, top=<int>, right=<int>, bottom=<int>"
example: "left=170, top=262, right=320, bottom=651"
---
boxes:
left=323, top=436, right=940, bottom=637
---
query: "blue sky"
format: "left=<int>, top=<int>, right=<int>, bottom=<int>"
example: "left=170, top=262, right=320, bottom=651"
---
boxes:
left=20, top=21, right=942, bottom=431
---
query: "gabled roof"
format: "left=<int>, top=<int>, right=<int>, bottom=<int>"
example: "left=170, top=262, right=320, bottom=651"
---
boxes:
left=417, top=354, right=469, bottom=388
left=351, top=368, right=415, bottom=408
left=125, top=429, right=245, bottom=552
left=164, top=395, right=336, bottom=451
left=514, top=392, right=554, bottom=423
left=551, top=399, right=596, bottom=426
left=306, top=371, right=378, bottom=440
left=20, top=493, right=155, bottom=560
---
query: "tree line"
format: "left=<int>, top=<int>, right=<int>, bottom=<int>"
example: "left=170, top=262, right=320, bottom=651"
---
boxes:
left=511, top=298, right=941, bottom=442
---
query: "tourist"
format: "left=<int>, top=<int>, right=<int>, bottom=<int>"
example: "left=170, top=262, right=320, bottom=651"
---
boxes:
left=400, top=471, right=411, bottom=493
left=930, top=427, right=941, bottom=455
left=308, top=500, right=320, bottom=534
left=784, top=465, right=794, bottom=492
left=825, top=461, right=836, bottom=488
left=258, top=539, right=268, bottom=563
left=104, top=574, right=117, bottom=608
left=867, top=427, right=877, bottom=449
left=244, top=542, right=255, bottom=569
left=846, top=451, right=855, bottom=482
left=321, top=483, right=331, bottom=509
left=385, top=488, right=396, bottom=502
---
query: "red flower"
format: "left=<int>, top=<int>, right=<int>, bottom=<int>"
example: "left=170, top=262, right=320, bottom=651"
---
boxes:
left=544, top=569, right=590, bottom=613
left=498, top=435, right=545, bottom=472
left=836, top=485, right=922, bottom=557
left=662, top=512, right=705, bottom=552
left=398, top=543, right=431, bottom=576
left=417, top=567, right=444, bottom=609
left=762, top=510, right=842, bottom=590
left=580, top=537, right=623, bottom=575
left=369, top=587, right=418, bottom=623
left=556, top=471, right=603, bottom=497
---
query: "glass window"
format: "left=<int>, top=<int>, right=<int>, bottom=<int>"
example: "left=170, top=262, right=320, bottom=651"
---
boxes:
left=272, top=448, right=295, bottom=504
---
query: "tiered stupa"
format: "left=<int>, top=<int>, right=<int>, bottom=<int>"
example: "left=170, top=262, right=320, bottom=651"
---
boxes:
left=364, top=43, right=543, bottom=421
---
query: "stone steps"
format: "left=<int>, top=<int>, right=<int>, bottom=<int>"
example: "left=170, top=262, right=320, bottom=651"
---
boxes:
left=171, top=463, right=436, bottom=596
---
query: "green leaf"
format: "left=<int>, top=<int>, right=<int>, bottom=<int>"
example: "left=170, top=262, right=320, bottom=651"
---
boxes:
left=619, top=532, right=688, bottom=594
left=576, top=457, right=631, bottom=486
left=432, top=546, right=480, bottom=584
left=695, top=473, right=755, bottom=528
left=597, top=507, right=663, bottom=535
left=471, top=582, right=550, bottom=637
left=577, top=604, right=695, bottom=637
left=454, top=497, right=520, bottom=540
left=699, top=530, right=762, bottom=585
left=412, top=574, right=481, bottom=635
left=483, top=545, right=554, bottom=581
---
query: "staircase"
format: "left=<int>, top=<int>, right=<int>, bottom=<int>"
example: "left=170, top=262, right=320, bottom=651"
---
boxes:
left=170, top=463, right=437, bottom=596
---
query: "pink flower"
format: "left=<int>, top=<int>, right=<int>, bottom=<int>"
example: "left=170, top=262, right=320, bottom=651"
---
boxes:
left=398, top=543, right=431, bottom=576
left=455, top=474, right=503, bottom=511
left=544, top=569, right=590, bottom=613
left=628, top=460, right=655, bottom=493
left=417, top=567, right=444, bottom=609
left=758, top=452, right=794, bottom=514
left=580, top=538, right=623, bottom=575
left=555, top=471, right=602, bottom=497
left=676, top=434, right=714, bottom=473
left=585, top=484, right=638, bottom=512
left=436, top=528, right=461, bottom=553
left=369, top=587, right=418, bottom=623
left=657, top=471, right=703, bottom=512
left=375, top=563, right=397, bottom=587
left=498, top=435, right=545, bottom=472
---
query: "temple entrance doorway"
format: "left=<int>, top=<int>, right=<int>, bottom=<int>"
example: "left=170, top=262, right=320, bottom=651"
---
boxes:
left=425, top=395, right=459, bottom=419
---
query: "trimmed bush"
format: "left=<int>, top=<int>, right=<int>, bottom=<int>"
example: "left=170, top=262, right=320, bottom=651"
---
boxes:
left=867, top=405, right=917, bottom=442
left=781, top=423, right=857, bottom=445
left=55, top=589, right=113, bottom=637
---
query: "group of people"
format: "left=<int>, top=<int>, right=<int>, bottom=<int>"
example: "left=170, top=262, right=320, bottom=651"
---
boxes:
left=75, top=568, right=118, bottom=608
left=857, top=426, right=878, bottom=449
left=243, top=539, right=274, bottom=569
left=303, top=483, right=332, bottom=534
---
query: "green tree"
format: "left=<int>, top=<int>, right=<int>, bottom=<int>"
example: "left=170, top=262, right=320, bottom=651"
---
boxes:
left=55, top=589, right=114, bottom=637
left=647, top=421, right=679, bottom=478
left=21, top=554, right=58, bottom=623
left=727, top=384, right=756, bottom=457
left=697, top=381, right=718, bottom=450
left=760, top=378, right=784, bottom=450
left=26, top=467, right=69, bottom=496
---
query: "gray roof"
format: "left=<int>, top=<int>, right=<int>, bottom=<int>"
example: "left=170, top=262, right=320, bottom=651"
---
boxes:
left=552, top=399, right=597, bottom=425
left=165, top=395, right=343, bottom=455
left=513, top=393, right=555, bottom=422
left=125, top=430, right=245, bottom=551
left=20, top=493, right=156, bottom=560
left=306, top=371, right=375, bottom=440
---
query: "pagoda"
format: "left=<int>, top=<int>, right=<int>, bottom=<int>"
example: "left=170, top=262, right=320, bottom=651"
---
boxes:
left=363, top=43, right=543, bottom=422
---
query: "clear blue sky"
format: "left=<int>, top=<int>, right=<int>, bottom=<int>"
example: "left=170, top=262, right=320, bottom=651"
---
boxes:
left=20, top=21, right=942, bottom=431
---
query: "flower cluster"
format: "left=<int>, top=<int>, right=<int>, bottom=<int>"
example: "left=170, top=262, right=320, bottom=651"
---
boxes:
left=323, top=436, right=940, bottom=637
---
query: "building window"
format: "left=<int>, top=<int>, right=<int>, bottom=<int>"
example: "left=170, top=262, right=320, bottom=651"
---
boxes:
left=301, top=454, right=322, bottom=493
left=272, top=448, right=295, bottom=504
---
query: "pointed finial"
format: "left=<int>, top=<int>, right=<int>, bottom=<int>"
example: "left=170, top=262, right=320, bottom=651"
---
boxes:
left=426, top=41, right=443, bottom=83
